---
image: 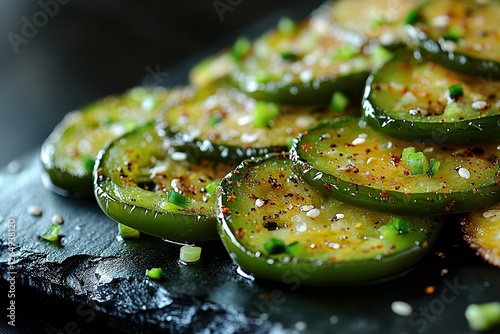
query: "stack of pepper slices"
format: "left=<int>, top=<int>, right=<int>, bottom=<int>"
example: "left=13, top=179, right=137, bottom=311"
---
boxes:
left=41, top=0, right=500, bottom=286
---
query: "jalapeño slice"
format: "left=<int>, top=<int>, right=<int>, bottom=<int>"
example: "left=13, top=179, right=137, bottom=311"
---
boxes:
left=94, top=124, right=237, bottom=243
left=461, top=202, right=500, bottom=267
left=405, top=0, right=500, bottom=78
left=230, top=15, right=392, bottom=105
left=217, top=153, right=442, bottom=286
left=41, top=86, right=172, bottom=197
left=311, top=0, right=420, bottom=48
left=290, top=116, right=500, bottom=215
left=363, top=50, right=500, bottom=143
left=156, top=85, right=358, bottom=162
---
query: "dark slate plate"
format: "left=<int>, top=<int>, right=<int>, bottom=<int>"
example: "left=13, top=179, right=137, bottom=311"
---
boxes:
left=1, top=3, right=500, bottom=334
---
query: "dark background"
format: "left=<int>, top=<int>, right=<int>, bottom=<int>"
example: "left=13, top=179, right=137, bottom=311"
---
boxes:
left=0, top=0, right=317, bottom=168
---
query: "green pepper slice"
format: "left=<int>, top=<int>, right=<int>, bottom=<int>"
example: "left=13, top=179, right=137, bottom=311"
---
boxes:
left=217, top=153, right=442, bottom=286
left=40, top=86, right=173, bottom=197
left=461, top=201, right=500, bottom=267
left=290, top=116, right=500, bottom=215
left=156, top=85, right=358, bottom=162
left=94, top=124, right=237, bottom=243
left=405, top=0, right=500, bottom=78
left=311, top=0, right=420, bottom=48
left=230, top=14, right=392, bottom=105
left=363, top=50, right=500, bottom=143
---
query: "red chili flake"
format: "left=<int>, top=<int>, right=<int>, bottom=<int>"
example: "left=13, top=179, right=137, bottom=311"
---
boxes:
left=236, top=227, right=246, bottom=239
left=425, top=286, right=435, bottom=294
left=323, top=183, right=331, bottom=190
left=228, top=194, right=237, bottom=201
left=221, top=206, right=231, bottom=214
left=444, top=200, right=456, bottom=212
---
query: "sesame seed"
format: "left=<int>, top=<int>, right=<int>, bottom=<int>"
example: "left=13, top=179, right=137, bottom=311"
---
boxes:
left=299, top=205, right=315, bottom=212
left=391, top=301, right=413, bottom=317
left=472, top=100, right=488, bottom=110
left=255, top=199, right=265, bottom=208
left=352, top=137, right=366, bottom=146
left=431, top=14, right=450, bottom=28
left=306, top=208, right=321, bottom=218
left=483, top=210, right=500, bottom=219
left=28, top=205, right=42, bottom=217
left=171, top=152, right=187, bottom=161
left=51, top=214, right=64, bottom=225
left=458, top=167, right=471, bottom=179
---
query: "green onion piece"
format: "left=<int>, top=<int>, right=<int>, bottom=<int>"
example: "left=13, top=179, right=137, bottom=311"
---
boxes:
left=402, top=146, right=416, bottom=163
left=465, top=302, right=500, bottom=331
left=118, top=223, right=140, bottom=239
left=427, top=158, right=441, bottom=177
left=179, top=245, right=202, bottom=263
left=232, top=36, right=251, bottom=62
left=406, top=151, right=428, bottom=175
left=206, top=178, right=222, bottom=197
left=254, top=71, right=271, bottom=83
left=404, top=7, right=420, bottom=25
left=145, top=267, right=164, bottom=280
left=280, top=51, right=298, bottom=61
left=253, top=101, right=281, bottom=128
left=332, top=44, right=357, bottom=61
left=448, top=83, right=464, bottom=99
left=286, top=137, right=295, bottom=150
left=443, top=27, right=463, bottom=42
left=277, top=16, right=296, bottom=34
left=330, top=91, right=349, bottom=113
left=82, top=155, right=95, bottom=172
left=166, top=190, right=190, bottom=209
left=370, top=45, right=394, bottom=67
left=286, top=242, right=306, bottom=257
left=263, top=238, right=287, bottom=255
left=388, top=216, right=411, bottom=234
left=40, top=223, right=61, bottom=241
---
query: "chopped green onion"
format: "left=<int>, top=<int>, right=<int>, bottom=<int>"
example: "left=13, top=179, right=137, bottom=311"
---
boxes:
left=231, top=36, right=251, bottom=62
left=465, top=302, right=500, bottom=331
left=40, top=223, right=61, bottom=241
left=209, top=115, right=222, bottom=127
left=370, top=45, right=394, bottom=67
left=402, top=147, right=416, bottom=163
left=448, top=83, right=464, bottom=99
left=179, top=245, right=202, bottom=263
left=406, top=151, right=428, bottom=175
left=280, top=51, right=298, bottom=61
left=145, top=267, right=164, bottom=280
left=166, top=190, right=190, bottom=209
left=253, top=101, right=281, bottom=128
left=254, top=71, right=271, bottom=83
left=206, top=178, right=222, bottom=197
left=286, top=137, right=295, bottom=150
left=332, top=44, right=358, bottom=61
left=286, top=241, right=306, bottom=257
left=263, top=238, right=287, bottom=255
left=388, top=216, right=411, bottom=234
left=427, top=158, right=441, bottom=177
left=443, top=27, right=463, bottom=42
left=82, top=155, right=95, bottom=172
left=277, top=16, right=296, bottom=34
left=404, top=7, right=420, bottom=25
left=330, top=91, right=349, bottom=113
left=118, top=223, right=140, bottom=239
